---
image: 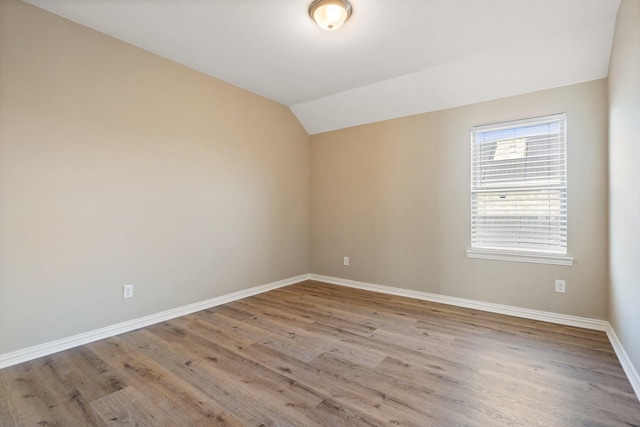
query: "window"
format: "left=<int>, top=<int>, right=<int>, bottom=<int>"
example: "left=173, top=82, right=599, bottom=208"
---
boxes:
left=467, top=113, right=573, bottom=265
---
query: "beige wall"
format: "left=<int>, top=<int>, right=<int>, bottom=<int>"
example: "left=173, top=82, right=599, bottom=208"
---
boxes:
left=608, top=0, right=640, bottom=375
left=311, top=80, right=609, bottom=319
left=0, top=0, right=309, bottom=354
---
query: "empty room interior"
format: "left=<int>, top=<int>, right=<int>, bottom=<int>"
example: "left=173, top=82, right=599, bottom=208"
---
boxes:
left=1, top=0, right=639, bottom=425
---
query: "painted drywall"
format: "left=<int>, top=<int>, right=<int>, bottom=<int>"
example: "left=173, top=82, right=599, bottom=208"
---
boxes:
left=0, top=0, right=309, bottom=354
left=311, top=80, right=609, bottom=319
left=608, top=0, right=640, bottom=377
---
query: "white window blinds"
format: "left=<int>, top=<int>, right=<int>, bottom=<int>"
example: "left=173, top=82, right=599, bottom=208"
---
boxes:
left=471, top=114, right=567, bottom=255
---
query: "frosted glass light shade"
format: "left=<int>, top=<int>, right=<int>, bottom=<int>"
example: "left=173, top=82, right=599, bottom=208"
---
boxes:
left=309, top=0, right=352, bottom=31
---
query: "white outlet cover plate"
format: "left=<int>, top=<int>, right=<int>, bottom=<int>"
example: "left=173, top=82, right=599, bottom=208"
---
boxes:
left=123, top=284, right=134, bottom=299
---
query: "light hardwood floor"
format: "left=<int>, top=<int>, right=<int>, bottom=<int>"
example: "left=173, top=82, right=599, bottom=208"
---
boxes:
left=1, top=280, right=639, bottom=426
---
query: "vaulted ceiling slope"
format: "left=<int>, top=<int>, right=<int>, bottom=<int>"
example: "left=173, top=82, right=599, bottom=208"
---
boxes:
left=24, top=0, right=621, bottom=135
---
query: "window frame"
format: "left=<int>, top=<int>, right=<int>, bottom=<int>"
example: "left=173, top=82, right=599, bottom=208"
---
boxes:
left=466, top=113, right=574, bottom=266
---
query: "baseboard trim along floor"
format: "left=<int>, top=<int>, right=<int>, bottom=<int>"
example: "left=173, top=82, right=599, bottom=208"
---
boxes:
left=1, top=273, right=638, bottom=402
left=0, top=274, right=309, bottom=370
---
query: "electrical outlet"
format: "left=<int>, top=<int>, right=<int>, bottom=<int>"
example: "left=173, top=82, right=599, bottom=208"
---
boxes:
left=344, top=257, right=349, bottom=266
left=555, top=280, right=566, bottom=293
left=123, top=284, right=134, bottom=299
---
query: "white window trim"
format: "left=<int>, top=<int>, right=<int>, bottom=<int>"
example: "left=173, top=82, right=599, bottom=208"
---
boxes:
left=469, top=113, right=572, bottom=264
left=466, top=248, right=574, bottom=266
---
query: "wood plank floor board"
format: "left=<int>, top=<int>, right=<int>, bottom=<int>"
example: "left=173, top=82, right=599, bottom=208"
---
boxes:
left=447, top=332, right=626, bottom=382
left=241, top=343, right=435, bottom=427
left=235, top=336, right=439, bottom=425
left=90, top=385, right=175, bottom=427
left=87, top=337, right=247, bottom=427
left=1, top=280, right=639, bottom=426
left=192, top=309, right=329, bottom=364
left=211, top=300, right=392, bottom=368
left=309, top=397, right=402, bottom=427
left=251, top=294, right=386, bottom=336
left=308, top=352, right=468, bottom=426
left=298, top=317, right=479, bottom=379
left=204, top=306, right=327, bottom=362
left=252, top=291, right=445, bottom=342
left=146, top=319, right=328, bottom=416
left=44, top=346, right=128, bottom=403
left=251, top=290, right=464, bottom=361
left=121, top=328, right=324, bottom=427
left=0, top=357, right=108, bottom=427
left=272, top=285, right=428, bottom=328
left=335, top=319, right=456, bottom=353
left=309, top=350, right=528, bottom=427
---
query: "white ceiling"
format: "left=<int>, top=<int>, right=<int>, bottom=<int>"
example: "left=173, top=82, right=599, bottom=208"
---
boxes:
left=23, top=0, right=621, bottom=134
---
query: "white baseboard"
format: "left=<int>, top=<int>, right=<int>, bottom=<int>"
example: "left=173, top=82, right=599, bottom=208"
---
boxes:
left=310, top=274, right=608, bottom=330
left=310, top=273, right=640, bottom=402
left=606, top=324, right=640, bottom=401
left=0, top=274, right=310, bottom=369
left=3, top=271, right=639, bottom=404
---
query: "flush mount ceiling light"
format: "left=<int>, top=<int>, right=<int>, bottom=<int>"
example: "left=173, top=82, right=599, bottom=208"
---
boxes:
left=309, top=0, right=352, bottom=31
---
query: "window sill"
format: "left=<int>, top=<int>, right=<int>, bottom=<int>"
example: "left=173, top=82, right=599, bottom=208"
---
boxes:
left=466, top=249, right=574, bottom=266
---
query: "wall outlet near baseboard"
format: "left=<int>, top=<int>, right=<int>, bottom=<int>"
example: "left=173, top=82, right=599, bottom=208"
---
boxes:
left=344, top=257, right=349, bottom=266
left=555, top=279, right=566, bottom=293
left=123, top=284, right=134, bottom=299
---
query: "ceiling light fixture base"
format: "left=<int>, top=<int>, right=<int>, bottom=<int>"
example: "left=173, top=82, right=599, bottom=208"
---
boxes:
left=309, top=0, right=353, bottom=31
